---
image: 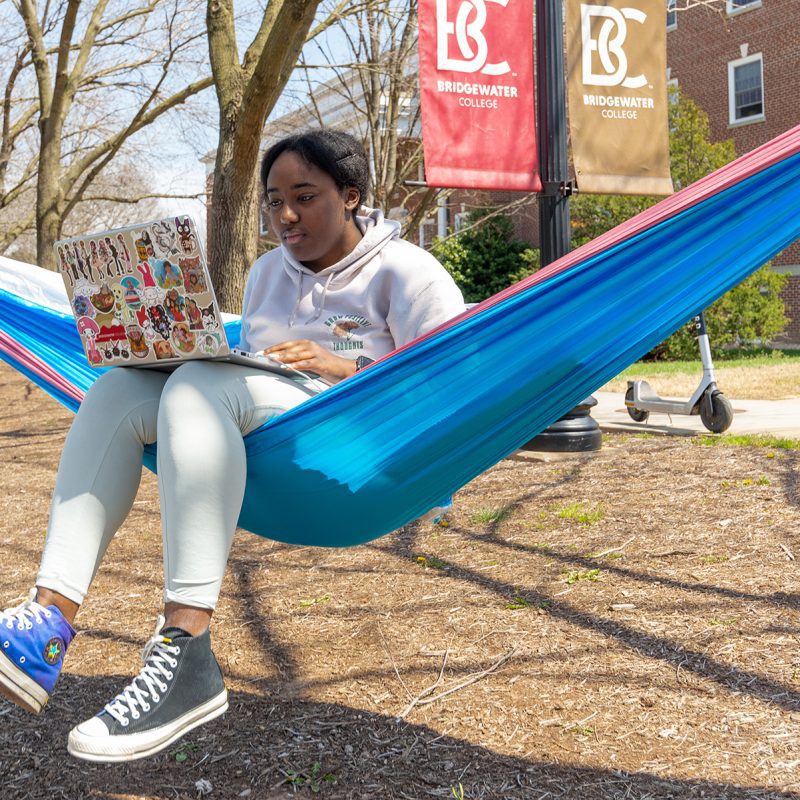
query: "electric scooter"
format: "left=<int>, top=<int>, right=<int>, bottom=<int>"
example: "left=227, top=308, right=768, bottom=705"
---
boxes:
left=624, top=312, right=734, bottom=433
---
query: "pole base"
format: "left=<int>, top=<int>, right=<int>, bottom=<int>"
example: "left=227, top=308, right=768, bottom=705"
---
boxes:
left=520, top=396, right=603, bottom=453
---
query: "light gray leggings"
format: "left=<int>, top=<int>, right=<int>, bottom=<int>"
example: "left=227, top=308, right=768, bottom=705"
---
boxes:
left=36, top=361, right=320, bottom=610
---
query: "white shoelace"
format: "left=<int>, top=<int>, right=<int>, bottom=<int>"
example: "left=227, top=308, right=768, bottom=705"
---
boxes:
left=1, top=588, right=51, bottom=631
left=103, top=615, right=181, bottom=727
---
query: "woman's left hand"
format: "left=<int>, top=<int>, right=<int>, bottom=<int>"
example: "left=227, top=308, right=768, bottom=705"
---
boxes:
left=263, top=340, right=357, bottom=384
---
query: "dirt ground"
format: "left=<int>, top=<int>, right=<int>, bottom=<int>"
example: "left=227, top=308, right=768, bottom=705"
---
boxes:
left=1, top=361, right=799, bottom=800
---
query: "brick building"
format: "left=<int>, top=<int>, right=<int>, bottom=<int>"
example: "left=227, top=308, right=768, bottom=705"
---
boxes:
left=666, top=0, right=800, bottom=343
left=208, top=1, right=799, bottom=340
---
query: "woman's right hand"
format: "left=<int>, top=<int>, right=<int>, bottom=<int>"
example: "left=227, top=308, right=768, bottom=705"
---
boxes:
left=263, top=340, right=357, bottom=384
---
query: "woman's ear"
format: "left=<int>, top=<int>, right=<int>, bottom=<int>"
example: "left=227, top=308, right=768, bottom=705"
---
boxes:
left=344, top=187, right=360, bottom=211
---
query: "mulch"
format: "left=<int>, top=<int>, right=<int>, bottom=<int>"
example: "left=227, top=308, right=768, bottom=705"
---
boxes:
left=1, top=362, right=799, bottom=799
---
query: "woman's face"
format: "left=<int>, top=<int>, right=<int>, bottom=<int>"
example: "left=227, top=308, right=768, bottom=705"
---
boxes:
left=265, top=150, right=361, bottom=272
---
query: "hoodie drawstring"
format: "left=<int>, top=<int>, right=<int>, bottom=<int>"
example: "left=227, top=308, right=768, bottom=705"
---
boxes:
left=288, top=270, right=337, bottom=327
left=288, top=271, right=304, bottom=328
left=306, top=272, right=336, bottom=324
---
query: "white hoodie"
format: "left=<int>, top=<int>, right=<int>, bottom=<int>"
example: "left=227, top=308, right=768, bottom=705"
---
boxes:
left=238, top=208, right=465, bottom=360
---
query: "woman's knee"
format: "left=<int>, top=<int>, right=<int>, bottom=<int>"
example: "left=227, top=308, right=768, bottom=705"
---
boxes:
left=74, top=368, right=165, bottom=445
left=81, top=368, right=166, bottom=415
left=159, top=362, right=230, bottom=423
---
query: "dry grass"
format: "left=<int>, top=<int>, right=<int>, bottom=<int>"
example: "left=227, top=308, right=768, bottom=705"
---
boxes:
left=1, top=362, right=800, bottom=799
left=602, top=361, right=800, bottom=400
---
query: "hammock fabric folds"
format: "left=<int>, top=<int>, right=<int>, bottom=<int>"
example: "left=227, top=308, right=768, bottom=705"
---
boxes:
left=2, top=126, right=800, bottom=547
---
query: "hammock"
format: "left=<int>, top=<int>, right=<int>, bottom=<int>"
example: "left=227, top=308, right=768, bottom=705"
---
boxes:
left=2, top=125, right=800, bottom=547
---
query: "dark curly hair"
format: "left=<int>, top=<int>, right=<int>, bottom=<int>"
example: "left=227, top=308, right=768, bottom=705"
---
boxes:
left=260, top=129, right=370, bottom=205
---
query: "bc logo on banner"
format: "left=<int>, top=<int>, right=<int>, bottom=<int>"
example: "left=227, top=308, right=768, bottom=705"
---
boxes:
left=566, top=0, right=673, bottom=196
left=436, top=0, right=511, bottom=76
left=580, top=4, right=647, bottom=89
left=419, top=0, right=540, bottom=191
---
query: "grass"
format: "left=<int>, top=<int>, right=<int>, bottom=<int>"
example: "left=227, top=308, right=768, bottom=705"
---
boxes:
left=555, top=502, right=605, bottom=525
left=601, top=348, right=800, bottom=400
left=694, top=433, right=800, bottom=449
left=616, top=348, right=800, bottom=375
left=416, top=554, right=447, bottom=570
left=471, top=506, right=511, bottom=524
left=563, top=568, right=603, bottom=585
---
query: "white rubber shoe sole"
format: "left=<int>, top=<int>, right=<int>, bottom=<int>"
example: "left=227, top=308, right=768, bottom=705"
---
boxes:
left=0, top=653, right=47, bottom=714
left=67, top=688, right=228, bottom=762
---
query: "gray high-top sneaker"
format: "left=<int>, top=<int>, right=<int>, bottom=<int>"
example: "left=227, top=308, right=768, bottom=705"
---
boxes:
left=67, top=616, right=228, bottom=762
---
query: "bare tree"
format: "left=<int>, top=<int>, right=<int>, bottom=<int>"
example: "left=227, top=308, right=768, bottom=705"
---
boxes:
left=0, top=22, right=38, bottom=251
left=206, top=0, right=339, bottom=311
left=293, top=0, right=442, bottom=237
left=12, top=0, right=214, bottom=268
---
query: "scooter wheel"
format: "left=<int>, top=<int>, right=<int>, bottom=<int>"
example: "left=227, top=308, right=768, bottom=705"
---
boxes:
left=625, top=387, right=649, bottom=423
left=700, top=389, right=733, bottom=433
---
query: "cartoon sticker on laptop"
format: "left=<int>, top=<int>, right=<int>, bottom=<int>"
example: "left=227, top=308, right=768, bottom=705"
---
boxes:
left=171, top=323, right=196, bottom=354
left=126, top=326, right=150, bottom=359
left=153, top=258, right=183, bottom=290
left=150, top=220, right=178, bottom=258
left=198, top=332, right=222, bottom=356
left=175, top=217, right=197, bottom=255
left=76, top=318, right=103, bottom=365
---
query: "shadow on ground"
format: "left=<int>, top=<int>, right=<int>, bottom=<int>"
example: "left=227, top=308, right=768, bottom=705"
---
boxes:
left=1, top=680, right=796, bottom=800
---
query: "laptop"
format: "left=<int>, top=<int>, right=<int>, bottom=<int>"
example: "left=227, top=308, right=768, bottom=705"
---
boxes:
left=54, top=215, right=310, bottom=380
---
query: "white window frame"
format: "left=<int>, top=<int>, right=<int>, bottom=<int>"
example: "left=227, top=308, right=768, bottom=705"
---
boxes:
left=378, top=93, right=413, bottom=135
left=728, top=52, right=765, bottom=126
left=667, top=77, right=679, bottom=105
left=726, top=0, right=762, bottom=15
left=666, top=0, right=677, bottom=31
left=418, top=219, right=437, bottom=249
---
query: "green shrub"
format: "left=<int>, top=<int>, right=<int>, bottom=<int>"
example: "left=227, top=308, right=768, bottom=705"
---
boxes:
left=431, top=211, right=539, bottom=303
left=649, top=264, right=789, bottom=359
left=571, top=89, right=788, bottom=357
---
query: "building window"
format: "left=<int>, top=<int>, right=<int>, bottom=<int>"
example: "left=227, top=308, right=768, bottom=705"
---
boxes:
left=727, top=0, right=761, bottom=14
left=728, top=53, right=764, bottom=124
left=666, top=0, right=677, bottom=30
left=378, top=94, right=413, bottom=135
left=667, top=77, right=679, bottom=104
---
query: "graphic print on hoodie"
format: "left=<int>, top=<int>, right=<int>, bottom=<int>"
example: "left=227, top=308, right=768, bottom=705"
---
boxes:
left=238, top=208, right=465, bottom=361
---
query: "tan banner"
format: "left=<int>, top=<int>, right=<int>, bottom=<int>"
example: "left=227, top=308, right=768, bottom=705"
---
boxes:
left=566, top=0, right=673, bottom=195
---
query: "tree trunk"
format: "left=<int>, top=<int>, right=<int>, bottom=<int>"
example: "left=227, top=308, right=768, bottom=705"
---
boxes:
left=206, top=0, right=322, bottom=313
left=35, top=114, right=65, bottom=269
left=207, top=130, right=259, bottom=312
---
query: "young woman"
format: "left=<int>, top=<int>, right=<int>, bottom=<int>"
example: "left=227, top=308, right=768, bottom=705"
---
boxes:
left=0, top=130, right=464, bottom=762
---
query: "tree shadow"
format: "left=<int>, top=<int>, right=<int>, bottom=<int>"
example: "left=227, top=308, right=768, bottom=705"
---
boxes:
left=1, top=677, right=796, bottom=800
left=373, top=521, right=800, bottom=715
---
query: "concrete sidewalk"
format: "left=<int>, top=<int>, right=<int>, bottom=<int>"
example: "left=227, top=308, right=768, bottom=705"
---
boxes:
left=591, top=391, right=800, bottom=438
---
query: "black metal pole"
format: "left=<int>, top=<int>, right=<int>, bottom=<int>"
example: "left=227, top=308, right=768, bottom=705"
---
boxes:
left=521, top=0, right=603, bottom=454
left=535, top=0, right=571, bottom=265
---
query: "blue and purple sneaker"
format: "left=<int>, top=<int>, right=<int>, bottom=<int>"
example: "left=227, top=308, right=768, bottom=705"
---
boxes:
left=0, top=589, right=75, bottom=714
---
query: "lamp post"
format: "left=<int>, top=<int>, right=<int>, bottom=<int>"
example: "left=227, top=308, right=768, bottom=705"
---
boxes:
left=522, top=0, right=602, bottom=454
left=535, top=0, right=571, bottom=265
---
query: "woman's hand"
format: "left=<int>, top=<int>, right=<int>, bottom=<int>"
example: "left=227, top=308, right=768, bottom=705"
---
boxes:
left=263, top=340, right=357, bottom=384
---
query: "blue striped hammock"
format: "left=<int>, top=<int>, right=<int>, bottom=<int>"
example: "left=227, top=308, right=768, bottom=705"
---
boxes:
left=2, top=125, right=800, bottom=547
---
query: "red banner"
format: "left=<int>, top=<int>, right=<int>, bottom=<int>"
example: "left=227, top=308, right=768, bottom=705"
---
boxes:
left=418, top=0, right=540, bottom=192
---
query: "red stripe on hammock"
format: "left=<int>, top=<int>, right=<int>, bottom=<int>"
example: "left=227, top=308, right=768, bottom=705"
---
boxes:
left=0, top=330, right=85, bottom=403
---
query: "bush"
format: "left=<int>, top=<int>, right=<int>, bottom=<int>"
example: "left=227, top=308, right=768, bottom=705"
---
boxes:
left=649, top=264, right=789, bottom=360
left=571, top=90, right=789, bottom=357
left=431, top=211, right=539, bottom=303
